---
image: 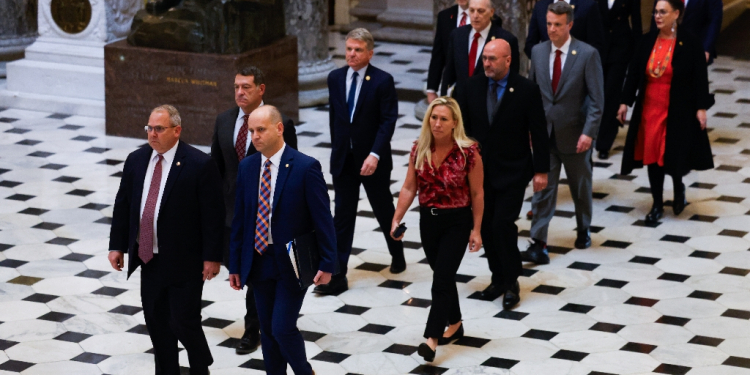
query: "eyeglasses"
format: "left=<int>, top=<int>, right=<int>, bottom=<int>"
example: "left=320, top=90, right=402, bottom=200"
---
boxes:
left=144, top=125, right=176, bottom=134
left=653, top=10, right=671, bottom=17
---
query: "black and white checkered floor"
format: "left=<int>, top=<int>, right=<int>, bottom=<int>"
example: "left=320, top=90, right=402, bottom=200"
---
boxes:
left=1, top=34, right=750, bottom=374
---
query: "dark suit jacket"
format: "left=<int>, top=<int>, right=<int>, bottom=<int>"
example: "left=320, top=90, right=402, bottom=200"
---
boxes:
left=427, top=5, right=460, bottom=93
left=109, top=141, right=224, bottom=281
left=454, top=72, right=550, bottom=190
left=229, top=147, right=337, bottom=288
left=525, top=0, right=605, bottom=58
left=441, top=22, right=520, bottom=96
left=649, top=0, right=723, bottom=62
left=211, top=107, right=297, bottom=227
left=327, top=64, right=398, bottom=178
left=620, top=31, right=714, bottom=176
left=598, top=0, right=642, bottom=64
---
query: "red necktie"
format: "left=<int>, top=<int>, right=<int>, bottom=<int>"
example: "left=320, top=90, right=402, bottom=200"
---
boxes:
left=235, top=114, right=249, bottom=161
left=552, top=49, right=562, bottom=94
left=459, top=12, right=467, bottom=27
left=468, top=32, right=480, bottom=77
left=139, top=154, right=163, bottom=264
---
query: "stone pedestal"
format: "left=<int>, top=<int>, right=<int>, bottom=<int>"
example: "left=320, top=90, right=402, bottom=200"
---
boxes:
left=0, top=0, right=38, bottom=78
left=346, top=0, right=433, bottom=45
left=285, top=0, right=336, bottom=107
left=104, top=37, right=298, bottom=146
left=0, top=0, right=140, bottom=117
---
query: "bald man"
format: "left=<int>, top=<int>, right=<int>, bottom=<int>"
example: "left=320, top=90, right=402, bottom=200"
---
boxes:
left=454, top=39, right=549, bottom=309
left=229, top=105, right=336, bottom=374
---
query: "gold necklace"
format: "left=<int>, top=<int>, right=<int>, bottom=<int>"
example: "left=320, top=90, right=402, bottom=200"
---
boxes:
left=648, top=36, right=675, bottom=78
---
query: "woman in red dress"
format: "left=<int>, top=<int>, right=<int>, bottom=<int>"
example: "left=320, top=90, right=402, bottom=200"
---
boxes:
left=391, top=97, right=484, bottom=362
left=617, top=0, right=714, bottom=224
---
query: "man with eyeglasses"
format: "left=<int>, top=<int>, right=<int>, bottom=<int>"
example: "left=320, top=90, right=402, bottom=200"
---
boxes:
left=109, top=105, right=224, bottom=375
left=210, top=65, right=297, bottom=355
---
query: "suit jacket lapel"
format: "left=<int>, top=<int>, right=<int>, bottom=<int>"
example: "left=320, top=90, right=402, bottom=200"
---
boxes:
left=132, top=148, right=150, bottom=216
left=271, top=148, right=293, bottom=214
left=457, top=27, right=470, bottom=77
left=352, top=65, right=372, bottom=122
left=221, top=107, right=240, bottom=168
left=555, top=38, right=580, bottom=99
left=539, top=41, right=553, bottom=95
left=159, top=141, right=186, bottom=213
left=492, top=73, right=517, bottom=125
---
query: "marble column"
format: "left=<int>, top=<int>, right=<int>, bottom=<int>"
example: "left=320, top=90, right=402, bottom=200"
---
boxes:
left=0, top=0, right=38, bottom=78
left=492, top=0, right=529, bottom=72
left=284, top=0, right=336, bottom=107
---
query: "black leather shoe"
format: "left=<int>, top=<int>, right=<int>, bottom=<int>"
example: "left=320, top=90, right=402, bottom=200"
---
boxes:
left=598, top=150, right=609, bottom=160
left=390, top=257, right=406, bottom=274
left=437, top=323, right=464, bottom=345
left=502, top=281, right=520, bottom=310
left=313, top=276, right=348, bottom=295
left=235, top=330, right=261, bottom=355
left=480, top=284, right=504, bottom=301
left=673, top=185, right=687, bottom=215
left=526, top=210, right=533, bottom=220
left=575, top=230, right=591, bottom=249
left=520, top=240, right=549, bottom=265
left=645, top=205, right=664, bottom=224
left=417, top=343, right=436, bottom=362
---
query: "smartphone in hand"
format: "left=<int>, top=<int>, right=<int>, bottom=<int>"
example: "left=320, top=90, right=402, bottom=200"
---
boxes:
left=393, top=223, right=407, bottom=238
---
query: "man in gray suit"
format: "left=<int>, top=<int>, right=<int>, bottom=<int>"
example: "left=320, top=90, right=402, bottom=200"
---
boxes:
left=210, top=66, right=297, bottom=354
left=522, top=1, right=603, bottom=264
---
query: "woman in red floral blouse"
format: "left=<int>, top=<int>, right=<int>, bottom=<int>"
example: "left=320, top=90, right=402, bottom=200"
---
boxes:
left=391, top=97, right=484, bottom=363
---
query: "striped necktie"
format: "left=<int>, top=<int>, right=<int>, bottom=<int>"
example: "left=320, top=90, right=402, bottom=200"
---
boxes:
left=254, top=159, right=272, bottom=255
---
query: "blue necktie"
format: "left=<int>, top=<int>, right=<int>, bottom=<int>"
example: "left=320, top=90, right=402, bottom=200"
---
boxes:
left=347, top=71, right=359, bottom=121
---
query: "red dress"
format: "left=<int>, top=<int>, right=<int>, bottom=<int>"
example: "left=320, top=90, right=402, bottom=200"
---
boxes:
left=635, top=37, right=675, bottom=166
left=410, top=142, right=479, bottom=209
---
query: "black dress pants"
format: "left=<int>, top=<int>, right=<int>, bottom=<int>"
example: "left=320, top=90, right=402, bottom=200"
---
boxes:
left=482, top=184, right=525, bottom=290
left=141, top=255, right=212, bottom=375
left=420, top=206, right=472, bottom=338
left=596, top=60, right=629, bottom=153
left=333, top=152, right=404, bottom=279
left=223, top=227, right=259, bottom=332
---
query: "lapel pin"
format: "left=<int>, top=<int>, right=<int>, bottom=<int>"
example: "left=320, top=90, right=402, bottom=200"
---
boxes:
left=679, top=41, right=683, bottom=46
left=509, top=87, right=514, bottom=92
left=285, top=164, right=289, bottom=168
left=572, top=50, right=577, bottom=55
left=491, top=36, right=496, bottom=40
left=365, top=76, right=371, bottom=81
left=571, top=4, right=575, bottom=8
left=176, top=161, right=181, bottom=166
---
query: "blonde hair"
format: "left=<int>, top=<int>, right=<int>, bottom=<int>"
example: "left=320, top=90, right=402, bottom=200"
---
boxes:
left=414, top=97, right=476, bottom=171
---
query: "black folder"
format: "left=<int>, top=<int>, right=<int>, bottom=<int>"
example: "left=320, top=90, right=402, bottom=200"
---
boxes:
left=290, top=230, right=321, bottom=289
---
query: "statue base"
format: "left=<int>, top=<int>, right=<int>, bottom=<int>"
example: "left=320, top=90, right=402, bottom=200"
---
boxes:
left=104, top=36, right=298, bottom=146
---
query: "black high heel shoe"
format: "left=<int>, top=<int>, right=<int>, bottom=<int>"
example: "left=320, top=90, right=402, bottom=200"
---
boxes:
left=418, top=343, right=436, bottom=362
left=645, top=205, right=664, bottom=224
left=437, top=322, right=464, bottom=345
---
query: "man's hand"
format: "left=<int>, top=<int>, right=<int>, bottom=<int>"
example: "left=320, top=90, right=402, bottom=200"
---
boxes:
left=697, top=109, right=707, bottom=130
left=576, top=134, right=593, bottom=153
left=532, top=173, right=548, bottom=192
left=313, top=271, right=332, bottom=286
left=229, top=274, right=242, bottom=291
left=108, top=251, right=124, bottom=271
left=617, top=104, right=628, bottom=125
left=360, top=155, right=379, bottom=176
left=705, top=51, right=710, bottom=62
left=426, top=92, right=438, bottom=104
left=202, top=261, right=221, bottom=281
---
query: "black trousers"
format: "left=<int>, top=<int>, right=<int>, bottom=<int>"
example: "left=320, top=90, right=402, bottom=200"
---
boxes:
left=482, top=184, right=525, bottom=289
left=420, top=206, right=472, bottom=338
left=647, top=164, right=684, bottom=206
left=223, top=227, right=259, bottom=332
left=333, top=152, right=404, bottom=279
left=596, top=60, right=629, bottom=153
left=141, top=255, right=212, bottom=375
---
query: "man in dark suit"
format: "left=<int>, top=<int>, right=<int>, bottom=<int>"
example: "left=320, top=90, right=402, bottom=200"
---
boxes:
left=595, top=0, right=641, bottom=160
left=523, top=2, right=604, bottom=264
left=316, top=27, right=405, bottom=295
left=229, top=105, right=336, bottom=375
left=525, top=0, right=605, bottom=58
left=650, top=0, right=722, bottom=64
left=441, top=0, right=520, bottom=96
left=108, top=105, right=224, bottom=375
left=454, top=39, right=550, bottom=309
left=210, top=66, right=297, bottom=355
left=426, top=0, right=469, bottom=103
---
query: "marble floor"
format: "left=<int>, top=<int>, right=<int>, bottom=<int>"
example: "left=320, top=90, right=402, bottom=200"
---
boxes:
left=1, top=33, right=750, bottom=375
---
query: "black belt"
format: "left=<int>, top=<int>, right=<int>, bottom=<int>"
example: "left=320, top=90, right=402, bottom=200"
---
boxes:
left=420, top=206, right=471, bottom=216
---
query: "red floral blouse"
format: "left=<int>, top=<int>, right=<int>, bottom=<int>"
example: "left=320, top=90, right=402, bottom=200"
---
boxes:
left=411, top=141, right=479, bottom=209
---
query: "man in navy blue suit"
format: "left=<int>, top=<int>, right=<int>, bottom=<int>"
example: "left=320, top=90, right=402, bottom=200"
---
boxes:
left=650, top=0, right=722, bottom=64
left=109, top=105, right=224, bottom=375
left=525, top=0, right=605, bottom=58
left=229, top=105, right=336, bottom=375
left=426, top=0, right=469, bottom=103
left=316, top=28, right=405, bottom=295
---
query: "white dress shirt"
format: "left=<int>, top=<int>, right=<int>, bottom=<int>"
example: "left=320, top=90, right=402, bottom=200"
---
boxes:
left=233, top=101, right=265, bottom=152
left=139, top=140, right=179, bottom=254
left=456, top=7, right=469, bottom=27
left=608, top=0, right=615, bottom=9
left=468, top=23, right=492, bottom=69
left=345, top=64, right=380, bottom=160
left=549, top=36, right=572, bottom=80
left=258, top=143, right=286, bottom=244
